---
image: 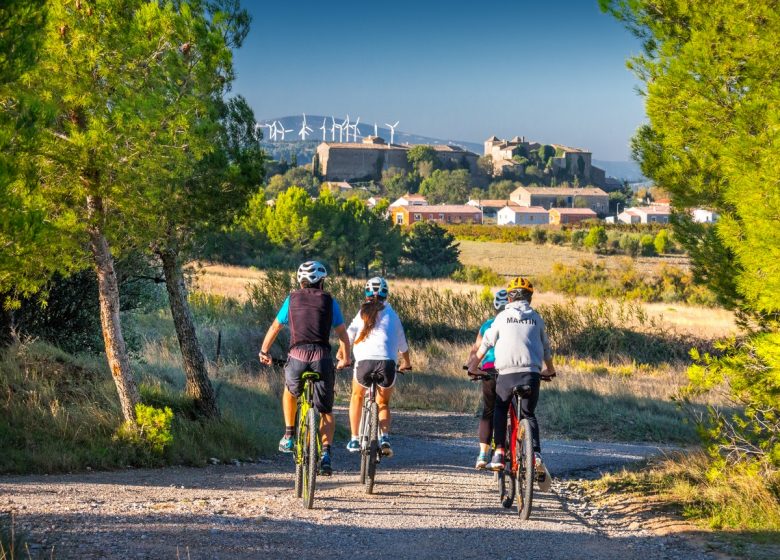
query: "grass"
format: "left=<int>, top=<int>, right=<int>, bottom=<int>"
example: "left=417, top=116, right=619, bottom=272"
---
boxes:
left=457, top=239, right=690, bottom=278
left=589, top=453, right=780, bottom=558
left=0, top=339, right=279, bottom=474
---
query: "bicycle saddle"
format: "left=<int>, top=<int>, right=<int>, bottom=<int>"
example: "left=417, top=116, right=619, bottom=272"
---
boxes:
left=512, top=384, right=533, bottom=398
left=301, top=371, right=321, bottom=381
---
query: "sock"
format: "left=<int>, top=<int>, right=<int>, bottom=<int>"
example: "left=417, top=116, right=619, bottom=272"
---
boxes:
left=350, top=435, right=359, bottom=441
left=322, top=444, right=331, bottom=455
left=284, top=426, right=294, bottom=438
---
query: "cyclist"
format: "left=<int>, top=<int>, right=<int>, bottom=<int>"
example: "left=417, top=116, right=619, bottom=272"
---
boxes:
left=466, top=289, right=509, bottom=469
left=344, top=277, right=411, bottom=458
left=259, top=261, right=352, bottom=476
left=468, top=277, right=556, bottom=476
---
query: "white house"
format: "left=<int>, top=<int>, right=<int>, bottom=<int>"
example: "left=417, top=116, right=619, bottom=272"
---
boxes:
left=497, top=204, right=549, bottom=226
left=692, top=208, right=719, bottom=223
left=389, top=193, right=428, bottom=207
left=619, top=206, right=671, bottom=224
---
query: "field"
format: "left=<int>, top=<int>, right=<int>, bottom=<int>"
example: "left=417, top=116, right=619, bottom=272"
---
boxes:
left=457, top=239, right=690, bottom=277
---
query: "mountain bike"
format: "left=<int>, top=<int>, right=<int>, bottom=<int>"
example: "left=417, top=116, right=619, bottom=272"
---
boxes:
left=467, top=367, right=553, bottom=519
left=358, top=366, right=410, bottom=494
left=267, top=357, right=322, bottom=509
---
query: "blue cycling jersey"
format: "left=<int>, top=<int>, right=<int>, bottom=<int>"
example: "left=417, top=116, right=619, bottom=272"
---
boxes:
left=479, top=318, right=495, bottom=367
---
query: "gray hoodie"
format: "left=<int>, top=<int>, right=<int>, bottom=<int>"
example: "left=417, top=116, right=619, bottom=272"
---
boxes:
left=478, top=300, right=552, bottom=375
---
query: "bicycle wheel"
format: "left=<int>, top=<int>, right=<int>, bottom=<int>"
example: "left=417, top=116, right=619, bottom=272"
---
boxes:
left=302, top=407, right=319, bottom=509
left=516, top=418, right=534, bottom=520
left=365, top=401, right=379, bottom=494
left=294, top=409, right=303, bottom=498
left=359, top=401, right=370, bottom=485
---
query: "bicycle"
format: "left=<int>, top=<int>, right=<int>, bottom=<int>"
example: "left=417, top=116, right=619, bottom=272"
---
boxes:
left=358, top=366, right=410, bottom=494
left=267, top=357, right=322, bottom=509
left=466, top=367, right=554, bottom=519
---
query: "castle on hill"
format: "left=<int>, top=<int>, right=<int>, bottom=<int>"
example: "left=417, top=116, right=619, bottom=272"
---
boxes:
left=484, top=135, right=606, bottom=186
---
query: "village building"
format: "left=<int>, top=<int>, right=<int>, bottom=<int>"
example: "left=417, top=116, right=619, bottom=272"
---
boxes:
left=484, top=136, right=606, bottom=186
left=466, top=199, right=510, bottom=223
left=389, top=193, right=428, bottom=207
left=366, top=196, right=387, bottom=209
left=692, top=208, right=719, bottom=223
left=619, top=205, right=671, bottom=224
left=316, top=136, right=479, bottom=182
left=548, top=207, right=598, bottom=225
left=509, top=186, right=609, bottom=215
left=392, top=204, right=482, bottom=226
left=497, top=204, right=549, bottom=226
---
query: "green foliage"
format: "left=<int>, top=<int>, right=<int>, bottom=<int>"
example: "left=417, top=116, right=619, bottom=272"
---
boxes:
left=640, top=234, right=656, bottom=256
left=536, top=259, right=717, bottom=306
left=406, top=145, right=438, bottom=169
left=654, top=229, right=669, bottom=255
left=487, top=179, right=519, bottom=199
left=266, top=167, right=319, bottom=197
left=583, top=226, right=608, bottom=252
left=538, top=144, right=556, bottom=165
left=530, top=228, right=547, bottom=245
left=451, top=265, right=503, bottom=286
left=123, top=404, right=174, bottom=455
left=619, top=234, right=641, bottom=257
left=402, top=222, right=460, bottom=278
left=418, top=169, right=472, bottom=204
left=571, top=229, right=587, bottom=249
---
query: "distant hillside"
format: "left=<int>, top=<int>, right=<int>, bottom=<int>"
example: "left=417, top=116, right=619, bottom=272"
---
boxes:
left=257, top=115, right=483, bottom=162
left=593, top=159, right=647, bottom=182
left=257, top=115, right=646, bottom=182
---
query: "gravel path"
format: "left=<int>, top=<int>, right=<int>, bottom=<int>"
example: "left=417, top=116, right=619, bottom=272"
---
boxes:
left=1, top=411, right=713, bottom=560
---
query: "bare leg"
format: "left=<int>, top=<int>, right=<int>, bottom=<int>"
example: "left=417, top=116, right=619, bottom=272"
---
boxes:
left=320, top=413, right=334, bottom=446
left=377, top=386, right=394, bottom=434
left=282, top=388, right=297, bottom=429
left=349, top=379, right=366, bottom=437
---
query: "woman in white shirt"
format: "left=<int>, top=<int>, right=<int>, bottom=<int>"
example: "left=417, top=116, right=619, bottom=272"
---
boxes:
left=345, top=277, right=411, bottom=457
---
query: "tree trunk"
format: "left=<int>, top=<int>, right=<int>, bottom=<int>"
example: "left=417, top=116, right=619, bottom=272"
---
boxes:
left=159, top=245, right=219, bottom=418
left=87, top=195, right=140, bottom=425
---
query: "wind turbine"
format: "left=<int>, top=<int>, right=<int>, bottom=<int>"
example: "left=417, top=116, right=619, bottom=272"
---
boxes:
left=277, top=120, right=292, bottom=141
left=330, top=116, right=337, bottom=141
left=342, top=115, right=351, bottom=142
left=264, top=121, right=278, bottom=142
left=320, top=118, right=328, bottom=141
left=374, top=123, right=378, bottom=137
left=351, top=117, right=361, bottom=142
left=298, top=113, right=313, bottom=141
left=385, top=121, right=399, bottom=145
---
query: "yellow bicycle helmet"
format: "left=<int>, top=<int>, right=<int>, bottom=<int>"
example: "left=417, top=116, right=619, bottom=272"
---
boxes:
left=507, top=276, right=534, bottom=292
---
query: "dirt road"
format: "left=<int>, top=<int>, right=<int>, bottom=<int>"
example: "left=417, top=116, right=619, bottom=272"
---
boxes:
left=2, top=411, right=713, bottom=559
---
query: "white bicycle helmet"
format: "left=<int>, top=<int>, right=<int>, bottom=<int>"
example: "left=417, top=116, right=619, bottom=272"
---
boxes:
left=364, top=276, right=389, bottom=298
left=297, top=260, right=328, bottom=284
left=493, top=289, right=509, bottom=311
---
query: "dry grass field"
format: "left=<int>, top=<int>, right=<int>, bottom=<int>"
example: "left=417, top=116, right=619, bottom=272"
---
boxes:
left=457, top=239, right=690, bottom=277
left=191, top=262, right=736, bottom=338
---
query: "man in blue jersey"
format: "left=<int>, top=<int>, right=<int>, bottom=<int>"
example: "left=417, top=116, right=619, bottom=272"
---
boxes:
left=467, top=289, right=508, bottom=469
left=259, top=261, right=351, bottom=476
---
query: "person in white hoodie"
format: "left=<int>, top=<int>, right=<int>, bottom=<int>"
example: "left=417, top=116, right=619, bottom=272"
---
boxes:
left=344, top=277, right=411, bottom=457
left=468, top=276, right=557, bottom=476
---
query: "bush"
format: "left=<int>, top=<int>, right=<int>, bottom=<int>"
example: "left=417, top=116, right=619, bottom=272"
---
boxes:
left=530, top=228, right=547, bottom=245
left=403, top=222, right=460, bottom=277
left=640, top=234, right=656, bottom=256
left=451, top=265, right=503, bottom=286
left=654, top=229, right=670, bottom=254
left=583, top=226, right=608, bottom=253
left=549, top=231, right=566, bottom=245
left=619, top=234, right=641, bottom=257
left=571, top=229, right=587, bottom=248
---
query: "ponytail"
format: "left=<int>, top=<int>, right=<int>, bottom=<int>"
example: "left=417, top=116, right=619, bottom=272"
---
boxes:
left=355, top=296, right=385, bottom=344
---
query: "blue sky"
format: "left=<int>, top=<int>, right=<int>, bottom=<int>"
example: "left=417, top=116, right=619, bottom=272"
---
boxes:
left=231, top=0, right=645, bottom=160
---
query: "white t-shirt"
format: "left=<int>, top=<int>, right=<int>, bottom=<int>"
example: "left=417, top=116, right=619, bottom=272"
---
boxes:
left=347, top=303, right=409, bottom=363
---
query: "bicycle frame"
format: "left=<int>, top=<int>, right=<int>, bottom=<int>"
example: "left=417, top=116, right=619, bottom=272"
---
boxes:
left=295, top=378, right=321, bottom=465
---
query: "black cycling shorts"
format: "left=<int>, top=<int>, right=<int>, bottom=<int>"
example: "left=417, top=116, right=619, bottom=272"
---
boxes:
left=354, top=359, right=397, bottom=389
left=284, top=354, right=335, bottom=414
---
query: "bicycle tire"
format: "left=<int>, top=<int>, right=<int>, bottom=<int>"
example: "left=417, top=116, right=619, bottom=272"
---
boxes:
left=359, top=401, right=369, bottom=485
left=365, top=401, right=379, bottom=494
left=516, top=418, right=534, bottom=520
left=294, top=408, right=304, bottom=498
left=302, top=407, right=319, bottom=509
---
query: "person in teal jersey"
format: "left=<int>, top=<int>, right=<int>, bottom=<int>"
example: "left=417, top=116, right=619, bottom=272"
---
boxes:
left=466, top=289, right=508, bottom=469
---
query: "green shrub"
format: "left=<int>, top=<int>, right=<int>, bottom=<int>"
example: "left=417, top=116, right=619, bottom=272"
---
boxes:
left=135, top=404, right=174, bottom=454
left=530, top=228, right=547, bottom=245
left=571, top=229, right=587, bottom=248
left=619, top=234, right=641, bottom=257
left=654, top=229, right=670, bottom=255
left=549, top=231, right=566, bottom=245
left=640, top=234, right=656, bottom=256
left=583, top=226, right=608, bottom=253
left=451, top=265, right=503, bottom=286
